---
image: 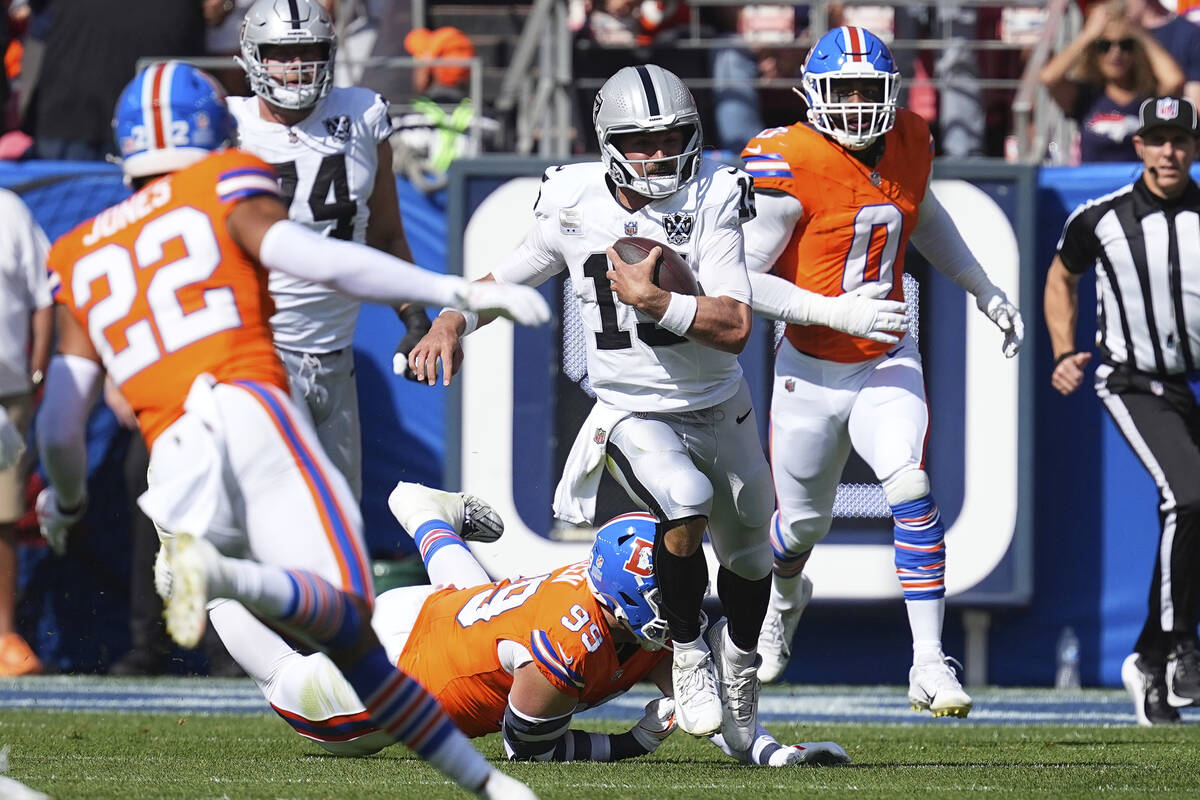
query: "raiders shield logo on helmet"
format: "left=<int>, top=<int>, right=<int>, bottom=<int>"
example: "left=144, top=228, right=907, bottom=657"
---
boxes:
left=324, top=115, right=351, bottom=143
left=663, top=212, right=694, bottom=246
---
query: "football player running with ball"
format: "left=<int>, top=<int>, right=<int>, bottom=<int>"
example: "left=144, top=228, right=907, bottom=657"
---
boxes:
left=740, top=27, right=1024, bottom=717
left=230, top=0, right=430, bottom=500
left=410, top=64, right=904, bottom=748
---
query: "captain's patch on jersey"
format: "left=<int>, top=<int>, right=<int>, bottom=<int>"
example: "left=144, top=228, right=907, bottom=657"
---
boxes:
left=663, top=212, right=693, bottom=245
left=323, top=115, right=351, bottom=143
left=559, top=208, right=582, bottom=235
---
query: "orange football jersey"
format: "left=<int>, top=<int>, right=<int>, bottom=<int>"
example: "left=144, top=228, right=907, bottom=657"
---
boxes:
left=47, top=150, right=289, bottom=448
left=743, top=109, right=933, bottom=363
left=397, top=562, right=665, bottom=737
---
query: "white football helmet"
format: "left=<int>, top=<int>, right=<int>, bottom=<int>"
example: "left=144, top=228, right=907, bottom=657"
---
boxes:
left=593, top=64, right=703, bottom=199
left=238, top=0, right=336, bottom=110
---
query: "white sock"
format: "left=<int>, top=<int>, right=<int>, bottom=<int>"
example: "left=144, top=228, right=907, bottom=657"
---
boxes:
left=772, top=572, right=808, bottom=611
left=208, top=555, right=304, bottom=618
left=426, top=546, right=490, bottom=590
left=723, top=627, right=757, bottom=667
left=906, top=598, right=945, bottom=663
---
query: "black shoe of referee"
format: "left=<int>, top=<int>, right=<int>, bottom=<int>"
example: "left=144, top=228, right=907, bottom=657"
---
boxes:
left=1122, top=653, right=1181, bottom=726
left=1167, top=640, right=1200, bottom=707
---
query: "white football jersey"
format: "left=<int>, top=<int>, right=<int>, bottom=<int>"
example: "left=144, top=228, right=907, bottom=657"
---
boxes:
left=493, top=160, right=755, bottom=412
left=230, top=88, right=393, bottom=352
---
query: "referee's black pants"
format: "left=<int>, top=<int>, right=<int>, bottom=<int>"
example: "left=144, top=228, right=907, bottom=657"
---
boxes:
left=1096, top=363, right=1200, bottom=666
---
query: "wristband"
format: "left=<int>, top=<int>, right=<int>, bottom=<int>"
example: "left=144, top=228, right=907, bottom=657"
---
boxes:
left=1054, top=351, right=1079, bottom=367
left=439, top=307, right=479, bottom=336
left=657, top=293, right=698, bottom=337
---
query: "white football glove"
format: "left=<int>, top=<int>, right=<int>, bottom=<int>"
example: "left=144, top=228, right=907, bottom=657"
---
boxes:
left=770, top=741, right=851, bottom=767
left=461, top=282, right=551, bottom=327
left=820, top=283, right=908, bottom=344
left=977, top=289, right=1024, bottom=358
left=628, top=696, right=676, bottom=753
left=0, top=406, right=23, bottom=472
left=35, top=487, right=86, bottom=556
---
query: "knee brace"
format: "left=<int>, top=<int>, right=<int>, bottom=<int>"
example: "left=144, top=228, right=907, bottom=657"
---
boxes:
left=889, top=486, right=946, bottom=601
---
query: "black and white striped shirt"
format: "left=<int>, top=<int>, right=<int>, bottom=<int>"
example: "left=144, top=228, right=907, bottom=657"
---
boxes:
left=1057, top=177, right=1200, bottom=375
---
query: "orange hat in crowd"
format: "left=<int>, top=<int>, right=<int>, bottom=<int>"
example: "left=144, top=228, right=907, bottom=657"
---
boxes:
left=404, top=27, right=475, bottom=88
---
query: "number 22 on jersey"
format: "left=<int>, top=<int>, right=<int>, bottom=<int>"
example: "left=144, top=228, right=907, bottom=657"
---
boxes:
left=842, top=203, right=902, bottom=293
left=72, top=206, right=242, bottom=384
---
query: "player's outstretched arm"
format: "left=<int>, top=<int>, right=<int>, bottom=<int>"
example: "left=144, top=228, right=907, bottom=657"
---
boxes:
left=909, top=184, right=1023, bottom=357
left=34, top=307, right=104, bottom=553
left=226, top=196, right=550, bottom=324
left=748, top=272, right=908, bottom=344
left=504, top=662, right=673, bottom=763
left=708, top=722, right=850, bottom=767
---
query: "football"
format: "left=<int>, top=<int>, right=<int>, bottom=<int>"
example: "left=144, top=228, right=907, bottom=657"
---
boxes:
left=612, top=236, right=703, bottom=296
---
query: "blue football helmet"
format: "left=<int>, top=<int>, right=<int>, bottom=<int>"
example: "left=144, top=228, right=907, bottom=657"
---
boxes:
left=587, top=512, right=670, bottom=651
left=800, top=26, right=901, bottom=150
left=113, top=61, right=237, bottom=180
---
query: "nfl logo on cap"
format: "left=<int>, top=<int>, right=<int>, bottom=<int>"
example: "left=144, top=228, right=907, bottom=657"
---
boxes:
left=1157, top=98, right=1179, bottom=120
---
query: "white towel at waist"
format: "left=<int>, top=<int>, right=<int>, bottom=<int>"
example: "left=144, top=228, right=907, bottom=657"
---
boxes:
left=552, top=401, right=630, bottom=525
left=137, top=374, right=228, bottom=537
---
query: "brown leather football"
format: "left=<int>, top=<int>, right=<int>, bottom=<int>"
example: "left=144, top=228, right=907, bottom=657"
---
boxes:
left=612, top=236, right=702, bottom=296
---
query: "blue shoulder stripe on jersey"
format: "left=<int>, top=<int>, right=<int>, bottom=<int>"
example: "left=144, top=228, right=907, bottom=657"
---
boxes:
left=743, top=169, right=793, bottom=178
left=530, top=630, right=584, bottom=688
left=218, top=166, right=276, bottom=181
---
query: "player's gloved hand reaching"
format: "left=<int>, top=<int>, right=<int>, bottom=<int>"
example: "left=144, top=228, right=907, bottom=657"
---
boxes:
left=771, top=741, right=851, bottom=767
left=0, top=406, right=23, bottom=472
left=977, top=288, right=1024, bottom=358
left=628, top=696, right=676, bottom=753
left=821, top=283, right=908, bottom=344
left=459, top=282, right=551, bottom=327
left=392, top=305, right=433, bottom=381
left=35, top=487, right=86, bottom=555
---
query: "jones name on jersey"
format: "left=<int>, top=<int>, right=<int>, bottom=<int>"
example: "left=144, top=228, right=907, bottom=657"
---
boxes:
left=229, top=87, right=393, bottom=352
left=494, top=159, right=756, bottom=412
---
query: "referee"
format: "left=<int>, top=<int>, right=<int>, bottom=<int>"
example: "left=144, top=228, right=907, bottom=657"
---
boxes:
left=1045, top=96, right=1200, bottom=727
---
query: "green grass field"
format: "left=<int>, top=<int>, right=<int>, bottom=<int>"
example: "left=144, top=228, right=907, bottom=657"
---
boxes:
left=2, top=705, right=1199, bottom=799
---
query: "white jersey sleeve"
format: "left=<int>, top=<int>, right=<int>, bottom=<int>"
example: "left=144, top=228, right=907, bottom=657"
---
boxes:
left=229, top=88, right=393, bottom=353
left=694, top=166, right=753, bottom=304
left=492, top=168, right=568, bottom=286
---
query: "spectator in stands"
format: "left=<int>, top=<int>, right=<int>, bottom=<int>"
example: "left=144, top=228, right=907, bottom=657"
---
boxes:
left=579, top=0, right=686, bottom=47
left=25, top=0, right=205, bottom=161
left=706, top=5, right=806, bottom=154
left=0, top=188, right=50, bottom=677
left=1125, top=0, right=1200, bottom=112
left=204, top=0, right=254, bottom=96
left=393, top=26, right=500, bottom=193
left=1040, top=0, right=1184, bottom=162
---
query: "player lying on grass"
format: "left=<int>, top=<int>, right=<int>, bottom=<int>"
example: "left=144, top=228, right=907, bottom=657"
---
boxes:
left=192, top=483, right=849, bottom=766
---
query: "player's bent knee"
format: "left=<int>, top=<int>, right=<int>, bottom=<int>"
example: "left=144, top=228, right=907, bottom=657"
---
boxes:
left=882, top=468, right=931, bottom=506
left=733, top=465, right=776, bottom=531
left=721, top=537, right=773, bottom=581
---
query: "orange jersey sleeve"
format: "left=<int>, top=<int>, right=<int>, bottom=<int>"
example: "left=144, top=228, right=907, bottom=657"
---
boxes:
left=397, top=562, right=664, bottom=737
left=743, top=110, right=933, bottom=362
left=47, top=149, right=289, bottom=448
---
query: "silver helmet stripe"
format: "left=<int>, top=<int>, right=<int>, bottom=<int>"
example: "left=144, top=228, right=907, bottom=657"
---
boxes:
left=635, top=65, right=660, bottom=117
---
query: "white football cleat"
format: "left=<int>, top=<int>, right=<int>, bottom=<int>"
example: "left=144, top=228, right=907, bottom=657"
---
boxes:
left=161, top=533, right=217, bottom=649
left=757, top=573, right=814, bottom=684
left=672, top=642, right=723, bottom=738
left=389, top=482, right=504, bottom=543
left=477, top=769, right=538, bottom=800
left=706, top=618, right=760, bottom=752
left=908, top=654, right=973, bottom=718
